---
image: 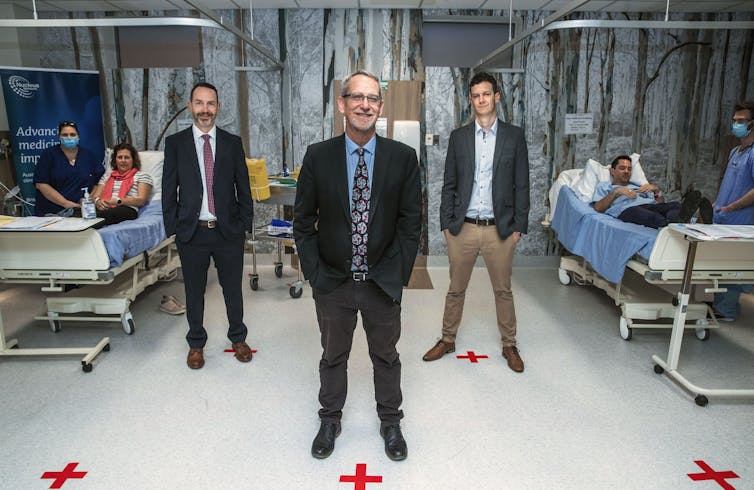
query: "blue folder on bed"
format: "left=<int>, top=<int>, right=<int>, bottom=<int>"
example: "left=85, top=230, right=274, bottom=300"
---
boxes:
left=551, top=187, right=657, bottom=283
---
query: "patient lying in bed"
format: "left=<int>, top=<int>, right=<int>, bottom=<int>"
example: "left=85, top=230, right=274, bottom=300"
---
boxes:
left=591, top=155, right=712, bottom=229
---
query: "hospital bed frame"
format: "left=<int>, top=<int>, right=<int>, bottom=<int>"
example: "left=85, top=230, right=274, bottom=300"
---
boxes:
left=558, top=225, right=754, bottom=340
left=0, top=226, right=180, bottom=336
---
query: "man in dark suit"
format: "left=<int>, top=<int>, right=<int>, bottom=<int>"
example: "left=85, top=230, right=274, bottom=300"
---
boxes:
left=162, top=82, right=254, bottom=370
left=422, top=72, right=530, bottom=373
left=294, top=71, right=421, bottom=461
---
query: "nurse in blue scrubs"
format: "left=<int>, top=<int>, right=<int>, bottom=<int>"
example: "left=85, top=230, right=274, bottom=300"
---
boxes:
left=33, top=120, right=105, bottom=216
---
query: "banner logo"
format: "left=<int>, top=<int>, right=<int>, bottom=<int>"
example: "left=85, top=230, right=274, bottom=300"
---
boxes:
left=8, top=75, right=39, bottom=98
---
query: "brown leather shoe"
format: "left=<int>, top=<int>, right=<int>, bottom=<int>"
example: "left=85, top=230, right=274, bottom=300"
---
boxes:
left=187, top=348, right=204, bottom=369
left=422, top=340, right=455, bottom=361
left=232, top=341, right=253, bottom=362
left=502, top=346, right=524, bottom=372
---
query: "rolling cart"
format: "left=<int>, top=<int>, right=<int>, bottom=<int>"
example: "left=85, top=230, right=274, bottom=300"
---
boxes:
left=247, top=182, right=305, bottom=298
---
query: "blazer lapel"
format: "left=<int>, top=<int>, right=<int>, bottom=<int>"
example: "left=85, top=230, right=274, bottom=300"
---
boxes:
left=368, top=136, right=389, bottom=223
left=332, top=136, right=351, bottom=222
left=492, top=119, right=506, bottom=176
left=182, top=128, right=203, bottom=183
left=461, top=123, right=476, bottom=196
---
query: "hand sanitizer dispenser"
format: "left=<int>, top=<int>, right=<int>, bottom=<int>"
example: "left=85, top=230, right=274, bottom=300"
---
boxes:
left=81, top=188, right=97, bottom=219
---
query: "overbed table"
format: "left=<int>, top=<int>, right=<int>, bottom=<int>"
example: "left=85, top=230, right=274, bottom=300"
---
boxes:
left=0, top=217, right=109, bottom=372
left=652, top=224, right=754, bottom=406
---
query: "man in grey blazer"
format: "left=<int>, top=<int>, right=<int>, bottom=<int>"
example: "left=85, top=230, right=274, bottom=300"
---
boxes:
left=162, top=82, right=254, bottom=369
left=422, top=72, right=530, bottom=372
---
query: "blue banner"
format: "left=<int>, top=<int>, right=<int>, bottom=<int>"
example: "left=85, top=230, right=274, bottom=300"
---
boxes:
left=0, top=67, right=105, bottom=215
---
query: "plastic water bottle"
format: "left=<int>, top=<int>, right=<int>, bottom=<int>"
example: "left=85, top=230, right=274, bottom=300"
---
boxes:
left=81, top=187, right=96, bottom=219
left=282, top=162, right=289, bottom=177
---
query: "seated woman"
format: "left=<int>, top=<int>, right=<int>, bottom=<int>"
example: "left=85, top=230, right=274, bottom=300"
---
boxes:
left=34, top=120, right=105, bottom=216
left=90, top=143, right=153, bottom=226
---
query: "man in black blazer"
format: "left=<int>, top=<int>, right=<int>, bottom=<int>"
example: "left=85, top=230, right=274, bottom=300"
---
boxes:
left=422, top=72, right=530, bottom=373
left=294, top=71, right=421, bottom=461
left=162, top=82, right=254, bottom=370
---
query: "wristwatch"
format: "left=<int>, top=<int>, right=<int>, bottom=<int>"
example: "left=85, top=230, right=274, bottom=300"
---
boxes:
left=116, top=198, right=122, bottom=206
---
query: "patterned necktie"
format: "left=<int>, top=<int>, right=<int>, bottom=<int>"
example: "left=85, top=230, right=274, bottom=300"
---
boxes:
left=351, top=148, right=370, bottom=272
left=201, top=133, right=215, bottom=215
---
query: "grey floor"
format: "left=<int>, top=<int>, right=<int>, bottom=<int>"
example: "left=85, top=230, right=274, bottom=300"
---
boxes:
left=0, top=258, right=752, bottom=489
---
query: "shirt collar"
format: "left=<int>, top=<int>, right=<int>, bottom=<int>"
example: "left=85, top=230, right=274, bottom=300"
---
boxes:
left=475, top=118, right=498, bottom=136
left=192, top=124, right=217, bottom=141
left=345, top=134, right=377, bottom=156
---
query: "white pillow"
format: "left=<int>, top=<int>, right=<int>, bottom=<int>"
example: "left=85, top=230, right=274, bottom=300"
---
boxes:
left=572, top=153, right=648, bottom=202
left=138, top=151, right=164, bottom=201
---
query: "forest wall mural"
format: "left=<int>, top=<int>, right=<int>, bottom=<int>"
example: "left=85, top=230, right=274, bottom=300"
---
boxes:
left=32, top=9, right=754, bottom=255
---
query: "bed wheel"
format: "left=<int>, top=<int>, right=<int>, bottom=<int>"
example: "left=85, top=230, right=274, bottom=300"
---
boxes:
left=695, top=328, right=710, bottom=341
left=653, top=364, right=664, bottom=374
left=695, top=395, right=709, bottom=407
left=82, top=363, right=93, bottom=373
left=557, top=268, right=572, bottom=286
left=250, top=275, right=259, bottom=291
left=274, top=263, right=283, bottom=278
left=289, top=285, right=303, bottom=299
left=121, top=312, right=135, bottom=335
left=49, top=319, right=62, bottom=333
left=619, top=316, right=633, bottom=341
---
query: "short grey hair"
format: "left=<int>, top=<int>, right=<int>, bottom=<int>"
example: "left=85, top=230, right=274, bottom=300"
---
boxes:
left=341, top=70, right=381, bottom=97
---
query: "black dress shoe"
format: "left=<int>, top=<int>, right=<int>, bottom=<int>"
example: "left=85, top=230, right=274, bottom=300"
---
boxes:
left=311, top=421, right=341, bottom=459
left=380, top=424, right=408, bottom=461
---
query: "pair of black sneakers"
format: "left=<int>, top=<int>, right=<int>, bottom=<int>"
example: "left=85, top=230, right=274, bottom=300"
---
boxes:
left=678, top=188, right=713, bottom=224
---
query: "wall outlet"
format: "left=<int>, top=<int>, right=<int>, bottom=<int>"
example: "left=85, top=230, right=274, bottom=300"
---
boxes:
left=424, top=134, right=434, bottom=146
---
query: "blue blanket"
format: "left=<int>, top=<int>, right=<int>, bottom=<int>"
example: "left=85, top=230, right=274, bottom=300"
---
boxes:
left=97, top=199, right=167, bottom=268
left=551, top=187, right=657, bottom=283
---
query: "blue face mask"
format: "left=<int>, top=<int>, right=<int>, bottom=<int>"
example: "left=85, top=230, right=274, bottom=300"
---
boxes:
left=732, top=122, right=752, bottom=139
left=60, top=137, right=79, bottom=150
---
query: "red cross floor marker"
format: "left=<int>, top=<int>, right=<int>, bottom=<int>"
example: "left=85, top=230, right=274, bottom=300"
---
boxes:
left=456, top=351, right=489, bottom=363
left=339, top=463, right=382, bottom=490
left=41, top=462, right=87, bottom=489
left=687, top=460, right=739, bottom=489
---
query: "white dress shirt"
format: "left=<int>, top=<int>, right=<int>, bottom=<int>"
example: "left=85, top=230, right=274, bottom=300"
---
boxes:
left=466, top=119, right=497, bottom=220
left=192, top=124, right=217, bottom=221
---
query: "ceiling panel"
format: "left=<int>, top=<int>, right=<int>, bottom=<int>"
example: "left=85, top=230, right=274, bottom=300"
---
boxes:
left=420, top=0, right=488, bottom=8
left=294, top=0, right=359, bottom=7
left=2, top=0, right=754, bottom=12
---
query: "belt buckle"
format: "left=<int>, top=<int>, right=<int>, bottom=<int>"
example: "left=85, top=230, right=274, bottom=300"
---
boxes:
left=207, top=220, right=217, bottom=229
left=352, top=271, right=368, bottom=282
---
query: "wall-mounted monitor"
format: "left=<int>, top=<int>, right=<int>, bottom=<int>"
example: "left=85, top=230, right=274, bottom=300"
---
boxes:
left=422, top=15, right=522, bottom=70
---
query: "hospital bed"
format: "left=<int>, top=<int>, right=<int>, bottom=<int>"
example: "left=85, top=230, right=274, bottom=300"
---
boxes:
left=548, top=160, right=754, bottom=340
left=0, top=151, right=179, bottom=338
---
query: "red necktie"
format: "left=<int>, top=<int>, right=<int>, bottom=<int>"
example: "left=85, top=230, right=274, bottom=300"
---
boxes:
left=201, top=134, right=215, bottom=215
left=351, top=148, right=370, bottom=271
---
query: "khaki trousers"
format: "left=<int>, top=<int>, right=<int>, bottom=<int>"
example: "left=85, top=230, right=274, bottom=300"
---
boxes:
left=441, top=223, right=518, bottom=347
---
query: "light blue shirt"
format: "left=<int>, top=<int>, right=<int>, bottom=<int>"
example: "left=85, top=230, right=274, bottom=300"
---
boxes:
left=466, top=119, right=497, bottom=220
left=713, top=144, right=754, bottom=225
left=345, top=134, right=376, bottom=205
left=592, top=181, right=657, bottom=218
left=192, top=124, right=217, bottom=221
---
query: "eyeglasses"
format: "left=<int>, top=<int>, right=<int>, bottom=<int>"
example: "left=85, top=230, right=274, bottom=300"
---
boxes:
left=343, top=93, right=382, bottom=105
left=732, top=118, right=752, bottom=124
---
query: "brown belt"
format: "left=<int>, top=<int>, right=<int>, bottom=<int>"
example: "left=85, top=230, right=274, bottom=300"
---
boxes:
left=464, top=217, right=495, bottom=226
left=198, top=220, right=217, bottom=229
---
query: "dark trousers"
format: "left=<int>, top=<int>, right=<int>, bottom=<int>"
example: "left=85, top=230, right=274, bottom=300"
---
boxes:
left=176, top=226, right=247, bottom=349
left=313, top=279, right=403, bottom=427
left=97, top=206, right=138, bottom=226
left=617, top=202, right=681, bottom=229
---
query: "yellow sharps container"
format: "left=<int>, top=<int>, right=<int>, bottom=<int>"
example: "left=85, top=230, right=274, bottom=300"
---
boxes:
left=246, top=158, right=270, bottom=201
